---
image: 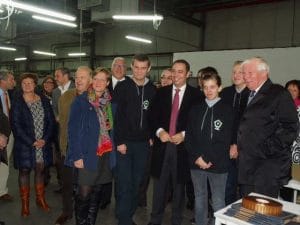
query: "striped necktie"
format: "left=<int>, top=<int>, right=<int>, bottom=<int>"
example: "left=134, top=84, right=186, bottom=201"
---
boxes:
left=4, top=91, right=10, bottom=118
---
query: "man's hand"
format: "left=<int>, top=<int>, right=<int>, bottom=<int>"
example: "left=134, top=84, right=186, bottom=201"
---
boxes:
left=229, top=144, right=238, bottom=159
left=74, top=159, right=84, bottom=168
left=117, top=144, right=127, bottom=155
left=33, top=139, right=46, bottom=149
left=158, top=130, right=171, bottom=143
left=149, top=139, right=153, bottom=146
left=170, top=132, right=184, bottom=145
left=195, top=156, right=212, bottom=169
left=0, top=134, right=8, bottom=150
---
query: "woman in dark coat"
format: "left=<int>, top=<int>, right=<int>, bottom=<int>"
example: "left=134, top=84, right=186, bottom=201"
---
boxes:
left=11, top=73, right=55, bottom=217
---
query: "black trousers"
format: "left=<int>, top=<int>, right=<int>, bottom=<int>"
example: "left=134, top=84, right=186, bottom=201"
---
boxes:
left=150, top=143, right=185, bottom=225
left=138, top=147, right=152, bottom=206
left=61, top=160, right=74, bottom=216
left=240, top=184, right=280, bottom=198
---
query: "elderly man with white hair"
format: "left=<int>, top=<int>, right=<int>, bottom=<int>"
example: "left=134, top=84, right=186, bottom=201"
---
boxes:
left=237, top=57, right=298, bottom=198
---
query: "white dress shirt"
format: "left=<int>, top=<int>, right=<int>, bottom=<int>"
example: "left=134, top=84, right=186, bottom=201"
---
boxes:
left=156, top=84, right=187, bottom=137
left=112, top=76, right=126, bottom=90
left=58, top=80, right=71, bottom=95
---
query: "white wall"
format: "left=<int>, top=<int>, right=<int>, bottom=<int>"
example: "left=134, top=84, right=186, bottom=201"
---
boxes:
left=204, top=0, right=300, bottom=50
left=174, top=47, right=300, bottom=87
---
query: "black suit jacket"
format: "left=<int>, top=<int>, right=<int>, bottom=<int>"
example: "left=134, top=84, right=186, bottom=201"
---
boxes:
left=150, top=84, right=203, bottom=183
left=0, top=100, right=11, bottom=165
left=220, top=85, right=250, bottom=144
left=238, top=79, right=298, bottom=187
left=108, top=75, right=130, bottom=94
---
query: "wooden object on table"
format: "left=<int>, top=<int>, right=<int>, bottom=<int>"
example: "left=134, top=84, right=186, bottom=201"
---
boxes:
left=242, top=196, right=283, bottom=216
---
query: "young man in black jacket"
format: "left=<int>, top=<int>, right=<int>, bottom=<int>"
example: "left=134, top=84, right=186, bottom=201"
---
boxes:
left=113, top=54, right=156, bottom=225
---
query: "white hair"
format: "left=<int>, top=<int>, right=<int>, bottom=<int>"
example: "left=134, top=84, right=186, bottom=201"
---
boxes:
left=111, top=57, right=126, bottom=67
left=241, top=57, right=270, bottom=74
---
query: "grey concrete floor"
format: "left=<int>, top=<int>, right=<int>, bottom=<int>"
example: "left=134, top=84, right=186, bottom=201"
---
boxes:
left=0, top=164, right=194, bottom=225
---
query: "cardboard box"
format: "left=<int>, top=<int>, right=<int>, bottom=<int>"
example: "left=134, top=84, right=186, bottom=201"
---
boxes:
left=292, top=164, right=300, bottom=181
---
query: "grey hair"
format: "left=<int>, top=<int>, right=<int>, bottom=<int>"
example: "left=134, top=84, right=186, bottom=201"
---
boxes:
left=0, top=70, right=10, bottom=80
left=112, top=57, right=126, bottom=67
left=241, top=57, right=270, bottom=74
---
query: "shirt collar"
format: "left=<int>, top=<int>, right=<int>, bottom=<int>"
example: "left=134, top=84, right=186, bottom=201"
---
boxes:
left=112, top=76, right=125, bottom=86
left=254, top=80, right=267, bottom=93
left=59, top=80, right=71, bottom=91
left=172, top=84, right=187, bottom=92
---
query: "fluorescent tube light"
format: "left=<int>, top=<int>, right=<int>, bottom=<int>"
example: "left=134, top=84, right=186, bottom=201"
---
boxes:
left=15, top=57, right=27, bottom=61
left=32, top=15, right=77, bottom=27
left=68, top=52, right=86, bottom=56
left=0, top=0, right=76, bottom=21
left=113, top=14, right=163, bottom=21
left=0, top=46, right=16, bottom=51
left=33, top=50, right=56, bottom=56
left=125, top=35, right=152, bottom=44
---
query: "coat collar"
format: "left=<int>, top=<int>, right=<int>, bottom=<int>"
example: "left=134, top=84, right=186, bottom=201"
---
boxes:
left=247, top=79, right=272, bottom=107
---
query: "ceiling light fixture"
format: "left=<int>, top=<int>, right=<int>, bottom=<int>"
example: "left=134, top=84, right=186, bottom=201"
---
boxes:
left=113, top=14, right=163, bottom=21
left=125, top=35, right=152, bottom=44
left=0, top=46, right=16, bottom=51
left=33, top=50, right=56, bottom=56
left=15, top=57, right=27, bottom=61
left=32, top=15, right=77, bottom=27
left=0, top=0, right=76, bottom=21
left=68, top=52, right=86, bottom=57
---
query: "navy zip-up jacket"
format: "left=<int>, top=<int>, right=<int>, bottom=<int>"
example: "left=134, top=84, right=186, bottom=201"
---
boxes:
left=113, top=77, right=156, bottom=146
left=185, top=99, right=234, bottom=173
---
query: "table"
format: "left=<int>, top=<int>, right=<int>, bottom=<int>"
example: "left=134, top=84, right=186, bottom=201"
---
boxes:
left=284, top=179, right=300, bottom=203
left=214, top=193, right=300, bottom=225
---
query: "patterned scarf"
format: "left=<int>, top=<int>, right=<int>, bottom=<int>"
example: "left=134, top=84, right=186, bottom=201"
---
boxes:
left=87, top=86, right=113, bottom=156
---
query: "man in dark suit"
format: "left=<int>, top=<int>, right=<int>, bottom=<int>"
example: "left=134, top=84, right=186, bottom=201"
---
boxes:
left=0, top=109, right=10, bottom=225
left=148, top=59, right=202, bottom=225
left=220, top=60, right=250, bottom=205
left=0, top=70, right=15, bottom=201
left=238, top=57, right=298, bottom=198
left=108, top=57, right=128, bottom=93
left=0, top=110, right=10, bottom=165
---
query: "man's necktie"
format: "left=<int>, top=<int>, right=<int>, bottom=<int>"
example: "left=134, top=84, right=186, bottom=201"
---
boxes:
left=247, top=90, right=256, bottom=105
left=4, top=91, right=10, bottom=118
left=169, top=89, right=180, bottom=136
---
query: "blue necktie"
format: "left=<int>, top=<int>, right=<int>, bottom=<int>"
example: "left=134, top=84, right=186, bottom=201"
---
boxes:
left=247, top=91, right=256, bottom=105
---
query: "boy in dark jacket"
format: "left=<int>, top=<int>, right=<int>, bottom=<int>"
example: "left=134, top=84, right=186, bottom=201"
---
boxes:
left=185, top=69, right=233, bottom=225
left=113, top=54, right=156, bottom=225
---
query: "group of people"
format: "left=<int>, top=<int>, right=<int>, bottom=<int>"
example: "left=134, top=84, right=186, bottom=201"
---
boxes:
left=0, top=54, right=299, bottom=225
